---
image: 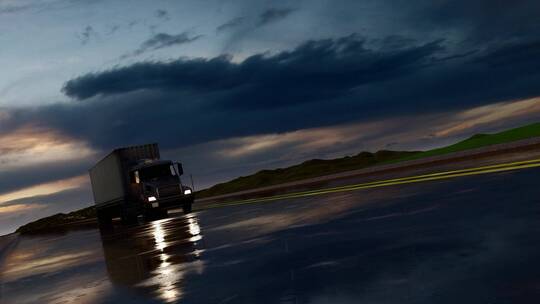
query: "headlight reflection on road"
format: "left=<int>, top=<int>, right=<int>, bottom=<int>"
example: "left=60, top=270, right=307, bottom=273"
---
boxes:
left=187, top=214, right=203, bottom=243
left=156, top=252, right=184, bottom=303
left=185, top=214, right=205, bottom=263
left=147, top=219, right=184, bottom=302
left=143, top=216, right=205, bottom=303
left=187, top=215, right=200, bottom=235
left=152, top=220, right=168, bottom=251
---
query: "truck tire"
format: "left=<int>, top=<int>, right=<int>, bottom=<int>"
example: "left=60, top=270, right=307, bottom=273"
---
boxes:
left=97, top=209, right=112, bottom=227
left=121, top=207, right=139, bottom=225
left=182, top=201, right=192, bottom=214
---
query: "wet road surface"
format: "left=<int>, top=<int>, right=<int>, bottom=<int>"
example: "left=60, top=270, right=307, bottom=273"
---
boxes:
left=1, top=167, right=540, bottom=303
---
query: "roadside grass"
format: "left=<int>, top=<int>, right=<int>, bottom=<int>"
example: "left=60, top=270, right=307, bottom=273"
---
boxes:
left=196, top=150, right=418, bottom=198
left=390, top=122, right=540, bottom=163
left=16, top=206, right=95, bottom=234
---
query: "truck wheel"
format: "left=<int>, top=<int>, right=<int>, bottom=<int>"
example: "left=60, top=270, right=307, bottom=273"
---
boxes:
left=182, top=202, right=192, bottom=214
left=121, top=207, right=139, bottom=225
left=97, top=209, right=112, bottom=227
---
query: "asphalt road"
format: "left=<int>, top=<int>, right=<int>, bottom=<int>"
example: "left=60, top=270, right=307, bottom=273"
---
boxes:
left=1, top=166, right=540, bottom=303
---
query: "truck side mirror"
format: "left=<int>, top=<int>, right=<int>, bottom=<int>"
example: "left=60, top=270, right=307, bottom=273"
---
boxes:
left=175, top=162, right=184, bottom=176
left=130, top=171, right=140, bottom=184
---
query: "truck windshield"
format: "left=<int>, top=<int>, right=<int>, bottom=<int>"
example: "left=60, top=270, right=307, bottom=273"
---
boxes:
left=139, top=164, right=175, bottom=182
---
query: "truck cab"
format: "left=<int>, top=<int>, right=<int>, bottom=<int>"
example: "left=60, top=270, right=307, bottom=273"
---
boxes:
left=129, top=160, right=193, bottom=213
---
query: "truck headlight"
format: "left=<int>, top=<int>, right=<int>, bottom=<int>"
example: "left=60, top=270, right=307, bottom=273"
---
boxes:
left=184, top=189, right=192, bottom=195
left=148, top=196, right=157, bottom=202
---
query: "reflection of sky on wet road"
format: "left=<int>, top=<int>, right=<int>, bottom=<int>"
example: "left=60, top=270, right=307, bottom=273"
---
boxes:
left=2, top=168, right=540, bottom=303
left=0, top=230, right=111, bottom=303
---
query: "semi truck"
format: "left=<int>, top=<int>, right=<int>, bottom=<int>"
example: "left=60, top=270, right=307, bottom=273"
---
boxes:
left=89, top=143, right=194, bottom=225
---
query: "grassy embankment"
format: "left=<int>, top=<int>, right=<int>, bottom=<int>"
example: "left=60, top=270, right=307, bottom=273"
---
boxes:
left=196, top=150, right=418, bottom=198
left=15, top=122, right=540, bottom=234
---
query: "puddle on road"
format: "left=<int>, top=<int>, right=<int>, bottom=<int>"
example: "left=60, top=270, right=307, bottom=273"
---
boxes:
left=0, top=214, right=205, bottom=304
left=101, top=215, right=205, bottom=303
left=3, top=172, right=535, bottom=304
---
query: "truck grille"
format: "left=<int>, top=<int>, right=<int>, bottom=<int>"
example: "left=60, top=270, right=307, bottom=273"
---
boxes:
left=158, top=184, right=181, bottom=197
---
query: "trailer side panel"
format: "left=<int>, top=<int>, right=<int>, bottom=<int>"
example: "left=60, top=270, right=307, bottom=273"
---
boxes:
left=89, top=152, right=125, bottom=207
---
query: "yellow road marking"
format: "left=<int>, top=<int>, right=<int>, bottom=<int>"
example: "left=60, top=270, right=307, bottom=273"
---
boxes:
left=218, top=157, right=540, bottom=203
left=197, top=158, right=540, bottom=210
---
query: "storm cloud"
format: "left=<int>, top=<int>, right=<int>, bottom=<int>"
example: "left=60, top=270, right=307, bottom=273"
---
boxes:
left=258, top=8, right=295, bottom=26
left=216, top=17, right=245, bottom=33
left=0, top=34, right=532, bottom=154
left=64, top=35, right=443, bottom=101
left=405, top=0, right=540, bottom=44
left=126, top=32, right=202, bottom=57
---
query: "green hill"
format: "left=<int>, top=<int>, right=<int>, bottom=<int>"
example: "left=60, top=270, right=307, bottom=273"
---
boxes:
left=198, top=122, right=540, bottom=198
left=16, top=206, right=96, bottom=234
left=196, top=150, right=419, bottom=198
left=392, top=122, right=540, bottom=163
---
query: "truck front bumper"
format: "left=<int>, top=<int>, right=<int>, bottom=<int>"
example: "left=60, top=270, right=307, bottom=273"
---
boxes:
left=144, top=194, right=194, bottom=210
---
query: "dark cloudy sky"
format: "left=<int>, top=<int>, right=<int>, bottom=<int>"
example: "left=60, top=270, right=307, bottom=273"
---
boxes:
left=1, top=0, right=540, bottom=235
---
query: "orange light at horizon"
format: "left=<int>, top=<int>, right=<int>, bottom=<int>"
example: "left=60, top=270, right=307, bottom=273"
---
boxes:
left=0, top=175, right=88, bottom=204
left=0, top=125, right=96, bottom=172
left=0, top=203, right=45, bottom=214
